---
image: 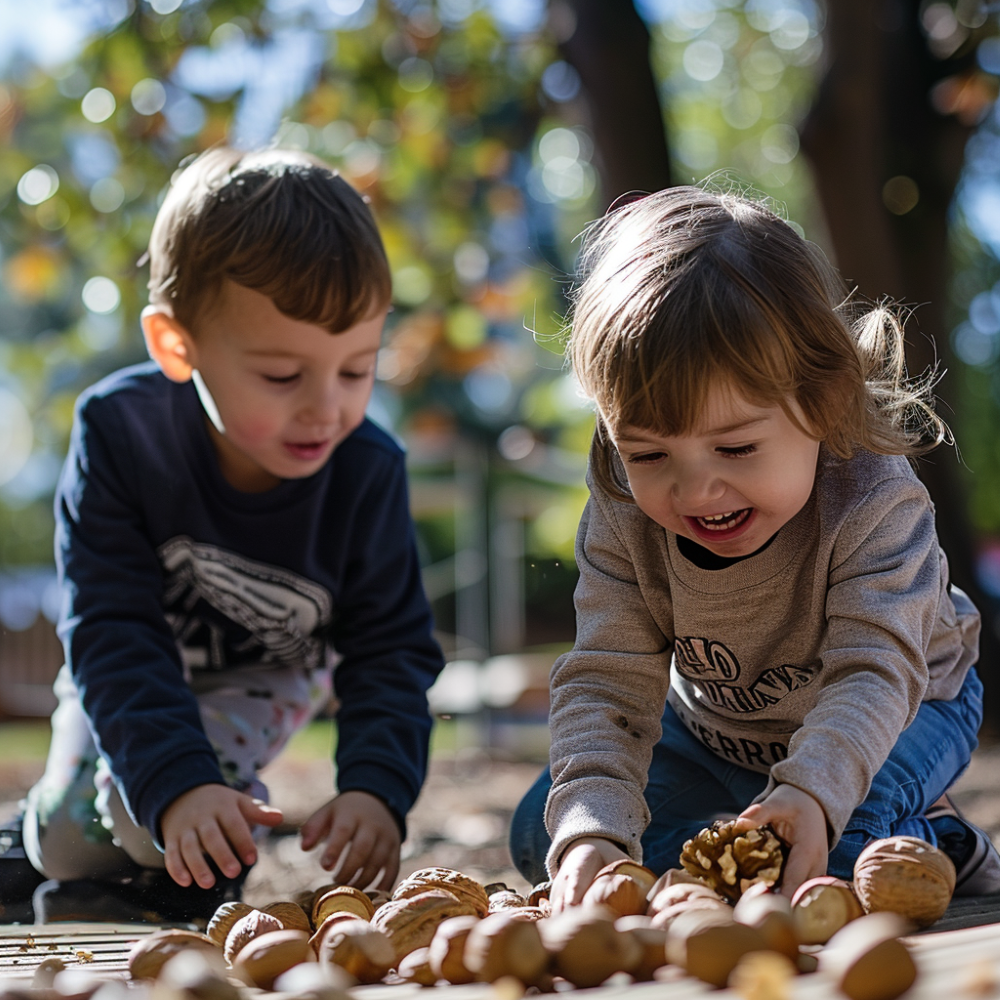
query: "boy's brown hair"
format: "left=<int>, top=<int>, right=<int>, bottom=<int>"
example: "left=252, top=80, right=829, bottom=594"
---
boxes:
left=147, top=147, right=391, bottom=334
left=567, top=186, right=947, bottom=502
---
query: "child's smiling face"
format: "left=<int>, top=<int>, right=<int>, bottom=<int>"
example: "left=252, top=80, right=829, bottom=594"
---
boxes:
left=182, top=280, right=386, bottom=492
left=609, top=381, right=821, bottom=557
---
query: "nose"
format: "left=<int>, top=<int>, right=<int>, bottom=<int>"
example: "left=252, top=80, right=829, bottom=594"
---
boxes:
left=669, top=460, right=725, bottom=510
left=299, top=377, right=342, bottom=427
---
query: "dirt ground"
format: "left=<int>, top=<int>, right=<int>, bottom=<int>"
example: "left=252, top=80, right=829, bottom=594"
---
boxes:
left=4, top=731, right=1000, bottom=909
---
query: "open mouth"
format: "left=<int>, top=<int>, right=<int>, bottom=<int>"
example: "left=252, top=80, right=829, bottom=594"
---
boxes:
left=284, top=441, right=329, bottom=461
left=694, top=508, right=752, bottom=532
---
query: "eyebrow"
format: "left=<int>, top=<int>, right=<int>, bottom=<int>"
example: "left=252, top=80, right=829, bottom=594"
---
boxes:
left=617, top=416, right=768, bottom=444
left=244, top=347, right=379, bottom=359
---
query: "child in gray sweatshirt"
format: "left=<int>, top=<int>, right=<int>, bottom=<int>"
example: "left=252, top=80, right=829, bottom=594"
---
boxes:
left=509, top=186, right=995, bottom=908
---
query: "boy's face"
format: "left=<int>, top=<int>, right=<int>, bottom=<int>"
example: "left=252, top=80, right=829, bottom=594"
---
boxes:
left=609, top=381, right=821, bottom=558
left=184, top=281, right=385, bottom=492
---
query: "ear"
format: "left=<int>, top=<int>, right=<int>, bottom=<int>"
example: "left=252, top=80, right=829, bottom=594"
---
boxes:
left=141, top=306, right=196, bottom=383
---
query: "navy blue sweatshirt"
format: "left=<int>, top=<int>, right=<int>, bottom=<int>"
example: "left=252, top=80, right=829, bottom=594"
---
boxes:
left=55, top=362, right=444, bottom=841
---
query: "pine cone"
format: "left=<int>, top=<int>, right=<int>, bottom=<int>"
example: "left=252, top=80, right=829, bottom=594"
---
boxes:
left=679, top=821, right=787, bottom=903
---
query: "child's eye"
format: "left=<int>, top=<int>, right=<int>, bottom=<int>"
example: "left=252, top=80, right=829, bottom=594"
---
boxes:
left=627, top=451, right=667, bottom=464
left=263, top=373, right=300, bottom=384
left=717, top=444, right=756, bottom=457
left=341, top=368, right=374, bottom=381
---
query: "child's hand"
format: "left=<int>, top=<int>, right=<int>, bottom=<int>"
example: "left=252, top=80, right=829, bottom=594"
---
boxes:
left=550, top=837, right=631, bottom=913
left=300, top=790, right=401, bottom=891
left=734, top=783, right=828, bottom=898
left=161, top=784, right=284, bottom=889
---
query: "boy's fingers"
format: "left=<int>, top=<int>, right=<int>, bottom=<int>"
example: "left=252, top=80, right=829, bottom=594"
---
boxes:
left=333, top=828, right=377, bottom=886
left=300, top=810, right=331, bottom=851
left=352, top=835, right=394, bottom=890
left=219, top=813, right=259, bottom=869
left=179, top=832, right=217, bottom=889
left=200, top=822, right=246, bottom=879
left=164, top=844, right=193, bottom=887
left=319, top=822, right=353, bottom=871
left=245, top=799, right=284, bottom=827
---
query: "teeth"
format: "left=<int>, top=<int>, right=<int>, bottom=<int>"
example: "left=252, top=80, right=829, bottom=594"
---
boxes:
left=696, top=509, right=749, bottom=531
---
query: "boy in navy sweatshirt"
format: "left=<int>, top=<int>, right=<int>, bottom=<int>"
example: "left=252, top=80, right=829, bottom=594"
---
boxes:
left=0, top=147, right=444, bottom=924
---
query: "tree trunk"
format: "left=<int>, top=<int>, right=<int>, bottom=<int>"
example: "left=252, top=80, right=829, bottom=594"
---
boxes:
left=800, top=0, right=1000, bottom=727
left=552, top=0, right=672, bottom=207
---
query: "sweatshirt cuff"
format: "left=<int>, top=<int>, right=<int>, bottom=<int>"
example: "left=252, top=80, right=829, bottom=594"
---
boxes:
left=544, top=777, right=649, bottom=877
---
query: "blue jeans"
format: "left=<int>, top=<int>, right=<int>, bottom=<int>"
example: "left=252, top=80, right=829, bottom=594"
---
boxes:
left=510, top=668, right=983, bottom=886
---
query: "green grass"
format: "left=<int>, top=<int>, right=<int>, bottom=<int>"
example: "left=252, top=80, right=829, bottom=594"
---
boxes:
left=0, top=715, right=465, bottom=763
left=0, top=720, right=52, bottom=760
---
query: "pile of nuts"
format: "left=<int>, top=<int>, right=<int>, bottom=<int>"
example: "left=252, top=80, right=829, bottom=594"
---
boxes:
left=115, top=831, right=957, bottom=1000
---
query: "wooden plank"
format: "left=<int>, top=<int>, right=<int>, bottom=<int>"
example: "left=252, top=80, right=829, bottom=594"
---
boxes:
left=0, top=924, right=154, bottom=983
left=1, top=918, right=1000, bottom=997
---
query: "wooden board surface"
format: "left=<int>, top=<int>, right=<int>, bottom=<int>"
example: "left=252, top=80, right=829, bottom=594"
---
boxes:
left=0, top=923, right=156, bottom=982
left=3, top=916, right=1000, bottom=998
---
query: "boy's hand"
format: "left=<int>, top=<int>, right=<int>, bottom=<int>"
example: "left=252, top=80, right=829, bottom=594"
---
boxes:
left=300, top=790, right=401, bottom=891
left=734, top=783, right=829, bottom=898
left=550, top=837, right=631, bottom=913
left=161, top=784, right=284, bottom=889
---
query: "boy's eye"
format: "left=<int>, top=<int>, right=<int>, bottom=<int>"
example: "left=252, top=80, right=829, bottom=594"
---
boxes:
left=717, top=444, right=756, bottom=457
left=263, top=373, right=300, bottom=384
left=627, top=451, right=667, bottom=465
left=341, top=368, right=375, bottom=381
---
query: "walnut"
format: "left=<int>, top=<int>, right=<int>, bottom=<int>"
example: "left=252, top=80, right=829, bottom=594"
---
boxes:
left=370, top=888, right=479, bottom=962
left=539, top=908, right=641, bottom=988
left=396, top=946, right=438, bottom=986
left=263, top=901, right=313, bottom=933
left=223, top=910, right=283, bottom=966
left=819, top=912, right=917, bottom=1000
left=613, top=916, right=668, bottom=981
left=393, top=866, right=489, bottom=918
left=427, top=914, right=481, bottom=985
left=464, top=911, right=549, bottom=986
left=853, top=835, right=955, bottom=929
left=487, top=890, right=528, bottom=912
left=791, top=876, right=864, bottom=945
left=312, top=886, right=376, bottom=926
left=729, top=950, right=797, bottom=1000
left=527, top=881, right=552, bottom=908
left=317, top=920, right=394, bottom=984
left=128, top=929, right=221, bottom=981
left=206, top=901, right=255, bottom=946
left=596, top=860, right=658, bottom=897
left=665, top=908, right=768, bottom=988
left=648, top=881, right=730, bottom=930
left=731, top=884, right=798, bottom=959
left=231, top=929, right=315, bottom=990
left=680, top=821, right=787, bottom=903
left=582, top=872, right=647, bottom=918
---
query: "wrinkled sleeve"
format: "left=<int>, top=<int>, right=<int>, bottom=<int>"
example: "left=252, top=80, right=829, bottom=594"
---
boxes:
left=544, top=490, right=673, bottom=874
left=330, top=454, right=444, bottom=835
left=765, top=479, right=941, bottom=843
left=56, top=396, right=224, bottom=843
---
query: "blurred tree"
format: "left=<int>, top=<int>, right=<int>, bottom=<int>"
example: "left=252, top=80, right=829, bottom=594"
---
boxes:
left=0, top=0, right=597, bottom=655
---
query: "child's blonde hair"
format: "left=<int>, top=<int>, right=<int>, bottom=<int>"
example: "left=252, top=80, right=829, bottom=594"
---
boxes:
left=567, top=186, right=947, bottom=502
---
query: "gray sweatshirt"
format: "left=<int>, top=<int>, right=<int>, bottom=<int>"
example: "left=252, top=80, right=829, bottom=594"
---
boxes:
left=545, top=448, right=980, bottom=874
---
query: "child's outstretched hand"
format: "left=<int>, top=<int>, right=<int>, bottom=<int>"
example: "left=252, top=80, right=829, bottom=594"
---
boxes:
left=161, top=783, right=284, bottom=889
left=550, top=836, right=631, bottom=913
left=734, top=783, right=828, bottom=898
left=300, top=790, right=401, bottom=891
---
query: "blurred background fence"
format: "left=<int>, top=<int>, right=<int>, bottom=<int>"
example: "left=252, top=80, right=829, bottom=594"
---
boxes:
left=3, top=0, right=1000, bottom=732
